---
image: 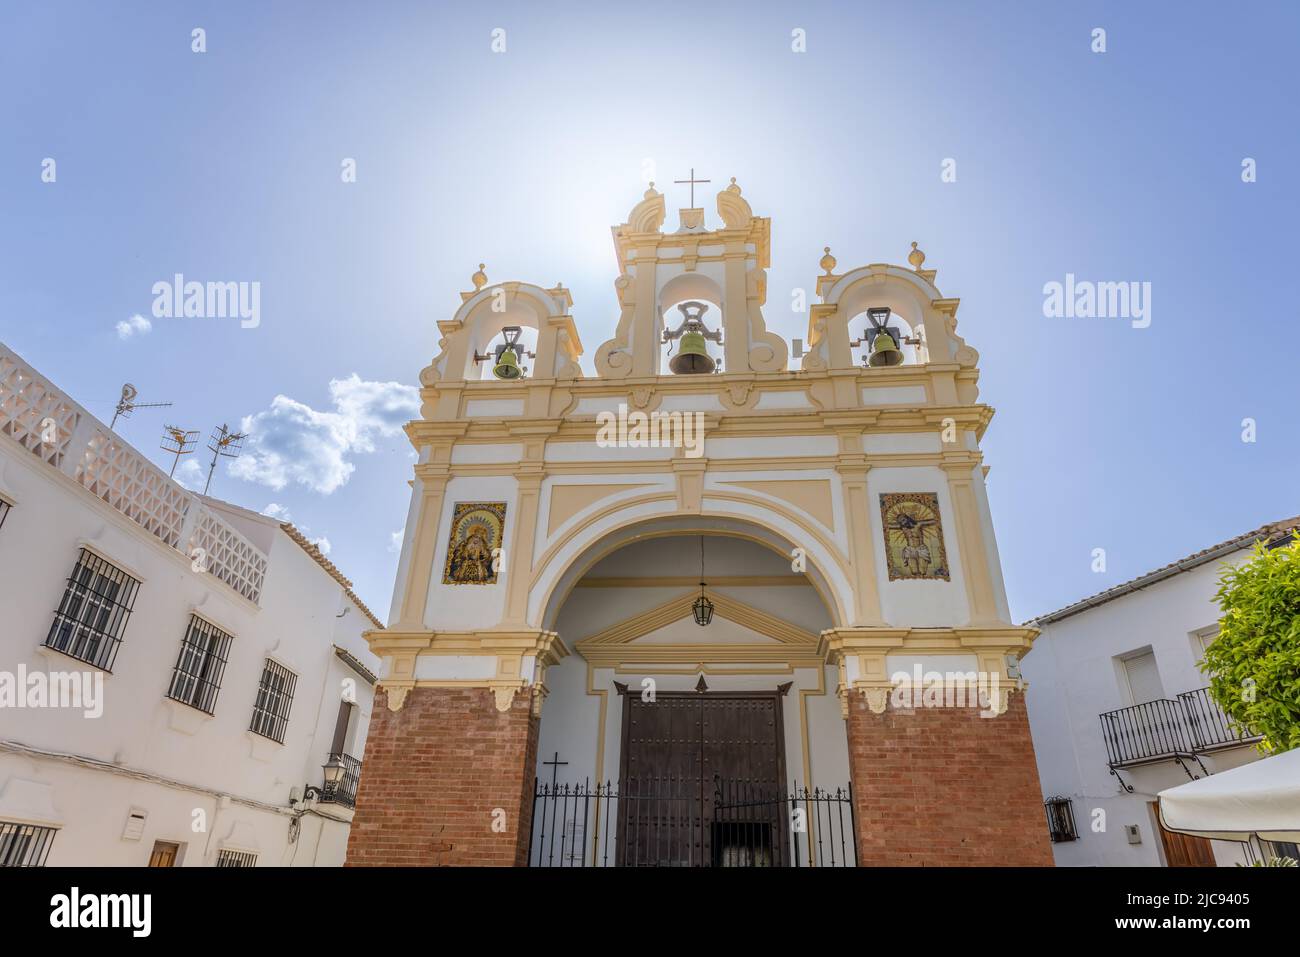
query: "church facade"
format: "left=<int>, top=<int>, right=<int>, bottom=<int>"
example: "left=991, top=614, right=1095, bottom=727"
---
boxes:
left=345, top=180, right=1053, bottom=867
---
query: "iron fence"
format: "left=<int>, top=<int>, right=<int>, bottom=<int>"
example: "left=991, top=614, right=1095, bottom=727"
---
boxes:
left=528, top=774, right=856, bottom=867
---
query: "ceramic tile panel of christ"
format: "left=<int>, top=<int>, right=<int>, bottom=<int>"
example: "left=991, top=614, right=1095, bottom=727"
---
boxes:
left=879, top=492, right=950, bottom=581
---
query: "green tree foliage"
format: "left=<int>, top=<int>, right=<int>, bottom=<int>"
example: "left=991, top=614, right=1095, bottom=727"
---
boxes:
left=1201, top=533, right=1300, bottom=753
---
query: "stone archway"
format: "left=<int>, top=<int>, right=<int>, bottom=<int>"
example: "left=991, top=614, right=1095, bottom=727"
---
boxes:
left=527, top=528, right=854, bottom=867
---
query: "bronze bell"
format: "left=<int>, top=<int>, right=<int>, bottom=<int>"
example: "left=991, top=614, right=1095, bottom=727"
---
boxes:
left=868, top=332, right=903, bottom=367
left=492, top=347, right=522, bottom=379
left=669, top=329, right=716, bottom=375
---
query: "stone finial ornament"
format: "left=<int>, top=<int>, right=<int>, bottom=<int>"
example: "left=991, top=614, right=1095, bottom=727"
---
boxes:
left=820, top=246, right=837, bottom=275
left=628, top=183, right=666, bottom=233
left=471, top=263, right=488, bottom=290
left=715, top=177, right=752, bottom=228
left=908, top=242, right=926, bottom=271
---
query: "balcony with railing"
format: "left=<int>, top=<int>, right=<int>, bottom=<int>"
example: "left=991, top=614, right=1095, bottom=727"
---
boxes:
left=1099, top=687, right=1261, bottom=791
left=1177, top=686, right=1263, bottom=753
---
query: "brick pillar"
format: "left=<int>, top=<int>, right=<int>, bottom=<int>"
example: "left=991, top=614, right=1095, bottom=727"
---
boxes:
left=845, top=692, right=1053, bottom=866
left=346, top=686, right=539, bottom=866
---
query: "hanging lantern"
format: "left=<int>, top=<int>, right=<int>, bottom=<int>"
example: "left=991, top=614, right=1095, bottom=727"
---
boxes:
left=693, top=588, right=714, bottom=626
left=692, top=536, right=714, bottom=626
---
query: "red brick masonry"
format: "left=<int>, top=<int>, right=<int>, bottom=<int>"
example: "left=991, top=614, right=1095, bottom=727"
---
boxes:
left=845, top=691, right=1055, bottom=866
left=346, top=686, right=539, bottom=866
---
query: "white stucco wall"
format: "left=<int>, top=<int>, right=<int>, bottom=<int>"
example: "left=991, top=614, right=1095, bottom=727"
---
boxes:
left=0, top=431, right=380, bottom=867
left=1020, top=551, right=1265, bottom=867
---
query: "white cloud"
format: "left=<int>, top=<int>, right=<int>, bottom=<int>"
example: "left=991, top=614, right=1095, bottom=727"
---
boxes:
left=311, top=536, right=332, bottom=555
left=229, top=374, right=418, bottom=494
left=173, top=458, right=205, bottom=491
left=388, top=528, right=404, bottom=554
left=116, top=314, right=152, bottom=340
left=261, top=503, right=292, bottom=521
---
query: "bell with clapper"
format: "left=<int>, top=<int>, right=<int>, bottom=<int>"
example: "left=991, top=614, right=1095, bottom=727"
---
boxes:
left=662, top=301, right=723, bottom=375
left=473, top=326, right=534, bottom=380
left=856, top=306, right=906, bottom=368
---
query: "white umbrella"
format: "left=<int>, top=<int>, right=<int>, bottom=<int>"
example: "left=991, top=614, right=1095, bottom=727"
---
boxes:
left=1158, top=746, right=1300, bottom=842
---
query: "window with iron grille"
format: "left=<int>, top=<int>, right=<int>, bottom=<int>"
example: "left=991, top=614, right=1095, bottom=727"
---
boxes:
left=1044, top=796, right=1079, bottom=843
left=249, top=659, right=297, bottom=744
left=0, top=821, right=58, bottom=867
left=166, top=616, right=234, bottom=714
left=216, top=848, right=257, bottom=868
left=44, top=549, right=140, bottom=671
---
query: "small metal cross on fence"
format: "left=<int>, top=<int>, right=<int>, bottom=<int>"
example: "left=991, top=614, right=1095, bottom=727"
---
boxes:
left=541, top=751, right=569, bottom=789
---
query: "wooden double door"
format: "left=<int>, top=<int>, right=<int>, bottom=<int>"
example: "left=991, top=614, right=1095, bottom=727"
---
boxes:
left=616, top=690, right=788, bottom=866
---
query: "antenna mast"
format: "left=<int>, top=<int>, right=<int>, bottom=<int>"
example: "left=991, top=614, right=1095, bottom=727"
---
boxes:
left=110, top=383, right=172, bottom=430
left=160, top=425, right=200, bottom=478
left=203, top=424, right=247, bottom=496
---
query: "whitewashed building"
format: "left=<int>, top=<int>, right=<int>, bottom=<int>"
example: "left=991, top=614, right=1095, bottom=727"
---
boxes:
left=0, top=342, right=382, bottom=867
left=1021, top=517, right=1298, bottom=867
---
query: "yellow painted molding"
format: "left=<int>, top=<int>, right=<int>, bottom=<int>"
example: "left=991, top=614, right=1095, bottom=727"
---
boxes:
left=721, top=478, right=835, bottom=531
left=547, top=482, right=654, bottom=536
left=575, top=575, right=808, bottom=588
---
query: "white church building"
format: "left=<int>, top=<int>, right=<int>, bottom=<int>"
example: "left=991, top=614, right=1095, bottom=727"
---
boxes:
left=1021, top=516, right=1298, bottom=867
left=0, top=342, right=382, bottom=867
left=347, top=181, right=1055, bottom=867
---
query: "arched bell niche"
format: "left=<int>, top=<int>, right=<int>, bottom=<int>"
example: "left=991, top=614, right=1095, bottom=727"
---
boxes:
left=845, top=308, right=928, bottom=368
left=471, top=324, right=539, bottom=380
left=657, top=272, right=725, bottom=376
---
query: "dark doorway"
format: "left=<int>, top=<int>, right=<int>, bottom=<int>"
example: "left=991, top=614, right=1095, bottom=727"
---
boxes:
left=615, top=687, right=787, bottom=866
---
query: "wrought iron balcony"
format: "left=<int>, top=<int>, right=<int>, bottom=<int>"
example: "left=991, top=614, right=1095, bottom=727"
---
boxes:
left=1098, top=687, right=1263, bottom=791
left=1177, top=686, right=1263, bottom=753
left=319, top=752, right=361, bottom=809
left=1099, top=698, right=1205, bottom=790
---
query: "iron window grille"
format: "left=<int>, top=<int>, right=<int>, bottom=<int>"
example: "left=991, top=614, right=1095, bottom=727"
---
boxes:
left=0, top=498, right=10, bottom=532
left=0, top=821, right=58, bottom=867
left=166, top=615, right=234, bottom=714
left=1044, top=796, right=1079, bottom=843
left=249, top=659, right=297, bottom=744
left=44, top=548, right=140, bottom=671
left=215, top=849, right=257, bottom=868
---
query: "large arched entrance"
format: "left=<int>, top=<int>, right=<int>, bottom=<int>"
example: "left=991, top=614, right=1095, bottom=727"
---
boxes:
left=527, top=522, right=855, bottom=867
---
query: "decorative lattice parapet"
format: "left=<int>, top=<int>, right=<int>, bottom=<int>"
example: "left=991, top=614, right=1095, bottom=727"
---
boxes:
left=189, top=505, right=268, bottom=603
left=75, top=429, right=191, bottom=549
left=0, top=342, right=269, bottom=605
left=0, top=349, right=81, bottom=469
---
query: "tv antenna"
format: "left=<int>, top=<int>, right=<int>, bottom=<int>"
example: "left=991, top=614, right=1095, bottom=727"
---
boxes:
left=110, top=383, right=172, bottom=430
left=203, top=423, right=247, bottom=495
left=160, top=425, right=200, bottom=478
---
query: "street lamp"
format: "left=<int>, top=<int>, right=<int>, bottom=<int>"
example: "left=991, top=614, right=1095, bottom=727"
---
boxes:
left=301, top=755, right=347, bottom=801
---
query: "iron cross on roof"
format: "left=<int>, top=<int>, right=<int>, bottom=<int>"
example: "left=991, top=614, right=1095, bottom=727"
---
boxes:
left=673, top=167, right=711, bottom=208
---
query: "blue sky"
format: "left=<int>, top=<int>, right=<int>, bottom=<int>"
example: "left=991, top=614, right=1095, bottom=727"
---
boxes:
left=2, top=1, right=1296, bottom=619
